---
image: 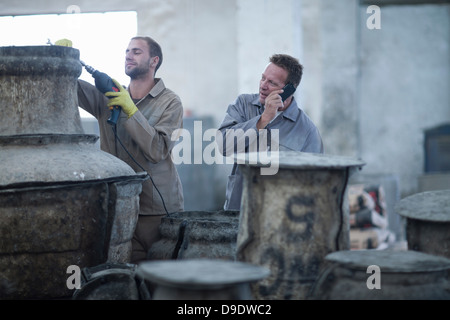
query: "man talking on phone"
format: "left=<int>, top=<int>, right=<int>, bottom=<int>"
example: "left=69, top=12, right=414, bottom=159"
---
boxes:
left=217, top=54, right=324, bottom=211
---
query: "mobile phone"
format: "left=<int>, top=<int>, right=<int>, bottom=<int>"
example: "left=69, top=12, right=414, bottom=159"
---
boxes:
left=279, top=83, right=296, bottom=102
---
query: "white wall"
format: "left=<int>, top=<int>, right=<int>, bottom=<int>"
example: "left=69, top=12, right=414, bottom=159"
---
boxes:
left=1, top=0, right=449, bottom=203
left=358, top=3, right=450, bottom=196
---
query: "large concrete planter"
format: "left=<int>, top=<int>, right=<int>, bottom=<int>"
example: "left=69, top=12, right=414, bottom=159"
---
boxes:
left=148, top=210, right=239, bottom=261
left=236, top=151, right=365, bottom=300
left=0, top=46, right=146, bottom=299
left=396, top=189, right=450, bottom=259
left=309, top=250, right=450, bottom=300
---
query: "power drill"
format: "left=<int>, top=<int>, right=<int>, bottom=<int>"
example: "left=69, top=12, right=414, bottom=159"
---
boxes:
left=80, top=61, right=121, bottom=125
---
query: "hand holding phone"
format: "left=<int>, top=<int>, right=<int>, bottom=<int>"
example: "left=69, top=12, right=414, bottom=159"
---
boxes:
left=279, top=83, right=296, bottom=102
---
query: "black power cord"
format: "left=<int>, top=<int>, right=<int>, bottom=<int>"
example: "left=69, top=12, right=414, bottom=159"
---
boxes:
left=111, top=125, right=169, bottom=216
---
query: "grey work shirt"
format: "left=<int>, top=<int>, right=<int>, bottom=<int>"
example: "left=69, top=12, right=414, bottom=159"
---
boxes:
left=218, top=93, right=324, bottom=210
left=77, top=78, right=184, bottom=215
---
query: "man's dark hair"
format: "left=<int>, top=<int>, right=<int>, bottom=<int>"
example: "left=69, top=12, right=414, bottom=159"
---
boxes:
left=269, top=54, right=303, bottom=88
left=132, top=36, right=163, bottom=74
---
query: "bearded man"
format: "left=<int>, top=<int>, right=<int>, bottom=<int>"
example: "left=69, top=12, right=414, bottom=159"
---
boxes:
left=76, top=36, right=184, bottom=263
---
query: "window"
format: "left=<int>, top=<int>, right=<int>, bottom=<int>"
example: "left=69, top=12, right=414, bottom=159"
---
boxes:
left=0, top=11, right=137, bottom=118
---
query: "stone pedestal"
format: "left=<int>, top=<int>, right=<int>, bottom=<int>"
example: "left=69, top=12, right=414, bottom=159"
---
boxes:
left=236, top=151, right=365, bottom=300
left=309, top=250, right=450, bottom=300
left=396, top=189, right=450, bottom=259
left=148, top=210, right=239, bottom=260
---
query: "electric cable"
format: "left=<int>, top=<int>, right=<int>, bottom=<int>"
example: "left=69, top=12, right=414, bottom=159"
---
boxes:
left=111, top=125, right=169, bottom=216
left=76, top=59, right=170, bottom=216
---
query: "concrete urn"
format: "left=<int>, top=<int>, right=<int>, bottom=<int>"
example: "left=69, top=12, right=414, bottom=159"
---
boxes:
left=0, top=46, right=146, bottom=299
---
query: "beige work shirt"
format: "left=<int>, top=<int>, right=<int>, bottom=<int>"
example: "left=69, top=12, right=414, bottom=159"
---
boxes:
left=77, top=78, right=184, bottom=215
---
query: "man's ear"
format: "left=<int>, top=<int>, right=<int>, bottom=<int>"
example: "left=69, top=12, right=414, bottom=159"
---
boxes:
left=151, top=56, right=159, bottom=69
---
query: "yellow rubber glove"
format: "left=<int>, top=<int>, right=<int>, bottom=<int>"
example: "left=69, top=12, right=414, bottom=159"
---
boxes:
left=105, top=79, right=138, bottom=118
left=55, top=39, right=73, bottom=47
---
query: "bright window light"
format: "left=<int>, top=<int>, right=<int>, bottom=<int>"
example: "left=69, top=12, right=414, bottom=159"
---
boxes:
left=0, top=11, right=137, bottom=118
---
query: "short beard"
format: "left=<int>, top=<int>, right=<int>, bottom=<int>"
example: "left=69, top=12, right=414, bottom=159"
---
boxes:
left=125, top=59, right=151, bottom=80
left=126, top=66, right=149, bottom=80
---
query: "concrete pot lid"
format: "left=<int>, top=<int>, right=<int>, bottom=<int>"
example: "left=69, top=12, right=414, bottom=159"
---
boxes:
left=236, top=150, right=366, bottom=170
left=137, top=259, right=270, bottom=289
left=325, top=250, right=450, bottom=273
left=395, top=189, right=450, bottom=222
